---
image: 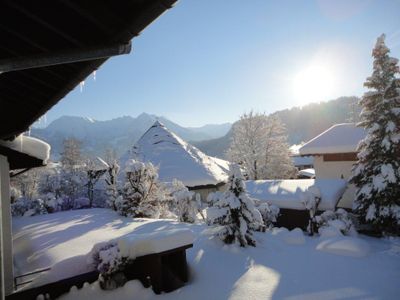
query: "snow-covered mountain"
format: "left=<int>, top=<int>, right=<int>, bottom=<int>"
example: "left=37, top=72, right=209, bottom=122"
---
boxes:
left=31, top=113, right=231, bottom=159
left=121, top=121, right=229, bottom=187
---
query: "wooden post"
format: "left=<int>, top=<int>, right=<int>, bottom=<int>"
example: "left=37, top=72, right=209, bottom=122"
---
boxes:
left=147, top=255, right=163, bottom=294
left=0, top=155, right=14, bottom=297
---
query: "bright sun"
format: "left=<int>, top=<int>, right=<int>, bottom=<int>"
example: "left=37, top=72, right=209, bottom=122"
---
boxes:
left=293, top=63, right=335, bottom=105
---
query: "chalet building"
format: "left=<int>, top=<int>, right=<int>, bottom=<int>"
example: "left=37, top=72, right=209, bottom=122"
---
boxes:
left=0, top=1, right=176, bottom=299
left=299, top=123, right=366, bottom=209
left=122, top=121, right=229, bottom=200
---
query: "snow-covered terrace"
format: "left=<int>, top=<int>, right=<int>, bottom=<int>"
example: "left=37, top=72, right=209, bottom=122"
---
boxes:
left=299, top=123, right=366, bottom=156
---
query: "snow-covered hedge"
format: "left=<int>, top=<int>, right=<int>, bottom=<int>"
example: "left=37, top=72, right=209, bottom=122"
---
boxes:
left=257, top=202, right=279, bottom=228
left=11, top=195, right=95, bottom=217
left=87, top=241, right=129, bottom=290
left=11, top=198, right=48, bottom=217
left=168, top=179, right=199, bottom=223
left=119, top=160, right=165, bottom=218
left=316, top=209, right=357, bottom=237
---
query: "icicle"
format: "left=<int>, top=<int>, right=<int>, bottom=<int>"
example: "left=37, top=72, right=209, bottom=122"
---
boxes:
left=93, top=70, right=97, bottom=81
left=19, top=135, right=23, bottom=152
left=80, top=80, right=85, bottom=92
left=27, top=126, right=31, bottom=136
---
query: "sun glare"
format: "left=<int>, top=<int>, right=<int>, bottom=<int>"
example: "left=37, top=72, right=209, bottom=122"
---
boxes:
left=293, top=63, right=335, bottom=105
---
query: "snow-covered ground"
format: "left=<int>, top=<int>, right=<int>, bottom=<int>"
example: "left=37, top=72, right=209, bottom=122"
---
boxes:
left=13, top=209, right=400, bottom=300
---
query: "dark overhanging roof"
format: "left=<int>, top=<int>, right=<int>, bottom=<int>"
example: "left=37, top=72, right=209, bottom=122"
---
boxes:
left=0, top=0, right=177, bottom=141
left=0, top=145, right=44, bottom=170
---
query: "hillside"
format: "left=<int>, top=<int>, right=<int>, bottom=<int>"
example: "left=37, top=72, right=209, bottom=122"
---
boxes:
left=193, top=96, right=361, bottom=158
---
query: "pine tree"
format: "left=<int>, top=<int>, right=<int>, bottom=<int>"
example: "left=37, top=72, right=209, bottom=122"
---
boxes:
left=207, top=164, right=264, bottom=247
left=350, top=34, right=400, bottom=235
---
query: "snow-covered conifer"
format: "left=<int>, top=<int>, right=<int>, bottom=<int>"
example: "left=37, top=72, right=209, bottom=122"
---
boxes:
left=207, top=164, right=264, bottom=247
left=119, top=160, right=163, bottom=218
left=350, top=34, right=400, bottom=235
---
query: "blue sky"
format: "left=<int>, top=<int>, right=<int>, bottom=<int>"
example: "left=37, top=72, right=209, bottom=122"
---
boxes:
left=42, top=0, right=400, bottom=127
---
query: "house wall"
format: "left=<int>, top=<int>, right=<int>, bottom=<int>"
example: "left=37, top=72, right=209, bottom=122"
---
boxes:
left=190, top=184, right=227, bottom=202
left=0, top=154, right=14, bottom=296
left=314, top=156, right=355, bottom=179
left=314, top=155, right=356, bottom=209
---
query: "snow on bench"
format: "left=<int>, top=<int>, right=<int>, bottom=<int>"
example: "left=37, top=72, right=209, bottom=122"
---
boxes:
left=118, top=229, right=195, bottom=259
left=246, top=179, right=347, bottom=211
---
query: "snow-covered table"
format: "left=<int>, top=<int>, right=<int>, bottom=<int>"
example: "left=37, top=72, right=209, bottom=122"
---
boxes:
left=7, top=229, right=194, bottom=299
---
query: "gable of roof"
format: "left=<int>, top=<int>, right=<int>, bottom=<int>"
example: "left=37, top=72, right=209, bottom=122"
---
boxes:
left=299, top=123, right=366, bottom=156
left=125, top=121, right=229, bottom=187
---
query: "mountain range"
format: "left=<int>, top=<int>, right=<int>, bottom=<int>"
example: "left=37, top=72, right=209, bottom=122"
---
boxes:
left=31, top=113, right=231, bottom=159
left=31, top=96, right=360, bottom=160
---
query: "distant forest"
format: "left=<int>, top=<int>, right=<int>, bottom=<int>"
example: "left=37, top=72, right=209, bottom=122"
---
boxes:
left=193, top=96, right=361, bottom=158
left=274, top=96, right=361, bottom=145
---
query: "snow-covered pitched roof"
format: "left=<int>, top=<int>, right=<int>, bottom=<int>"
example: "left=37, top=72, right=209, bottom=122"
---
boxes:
left=298, top=168, right=315, bottom=178
left=125, top=121, right=229, bottom=187
left=299, top=123, right=366, bottom=155
left=0, top=134, right=50, bottom=164
left=292, top=155, right=314, bottom=167
left=246, top=179, right=347, bottom=211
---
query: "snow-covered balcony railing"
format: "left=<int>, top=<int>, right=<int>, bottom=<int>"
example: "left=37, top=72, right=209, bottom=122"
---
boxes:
left=246, top=179, right=347, bottom=230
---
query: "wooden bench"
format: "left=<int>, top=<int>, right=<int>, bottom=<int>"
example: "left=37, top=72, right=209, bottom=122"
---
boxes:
left=6, top=243, right=193, bottom=300
left=276, top=208, right=326, bottom=231
left=123, top=243, right=192, bottom=294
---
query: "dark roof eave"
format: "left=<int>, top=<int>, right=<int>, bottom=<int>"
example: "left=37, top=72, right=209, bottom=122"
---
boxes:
left=0, top=145, right=46, bottom=170
left=0, top=0, right=178, bottom=140
left=187, top=181, right=226, bottom=190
